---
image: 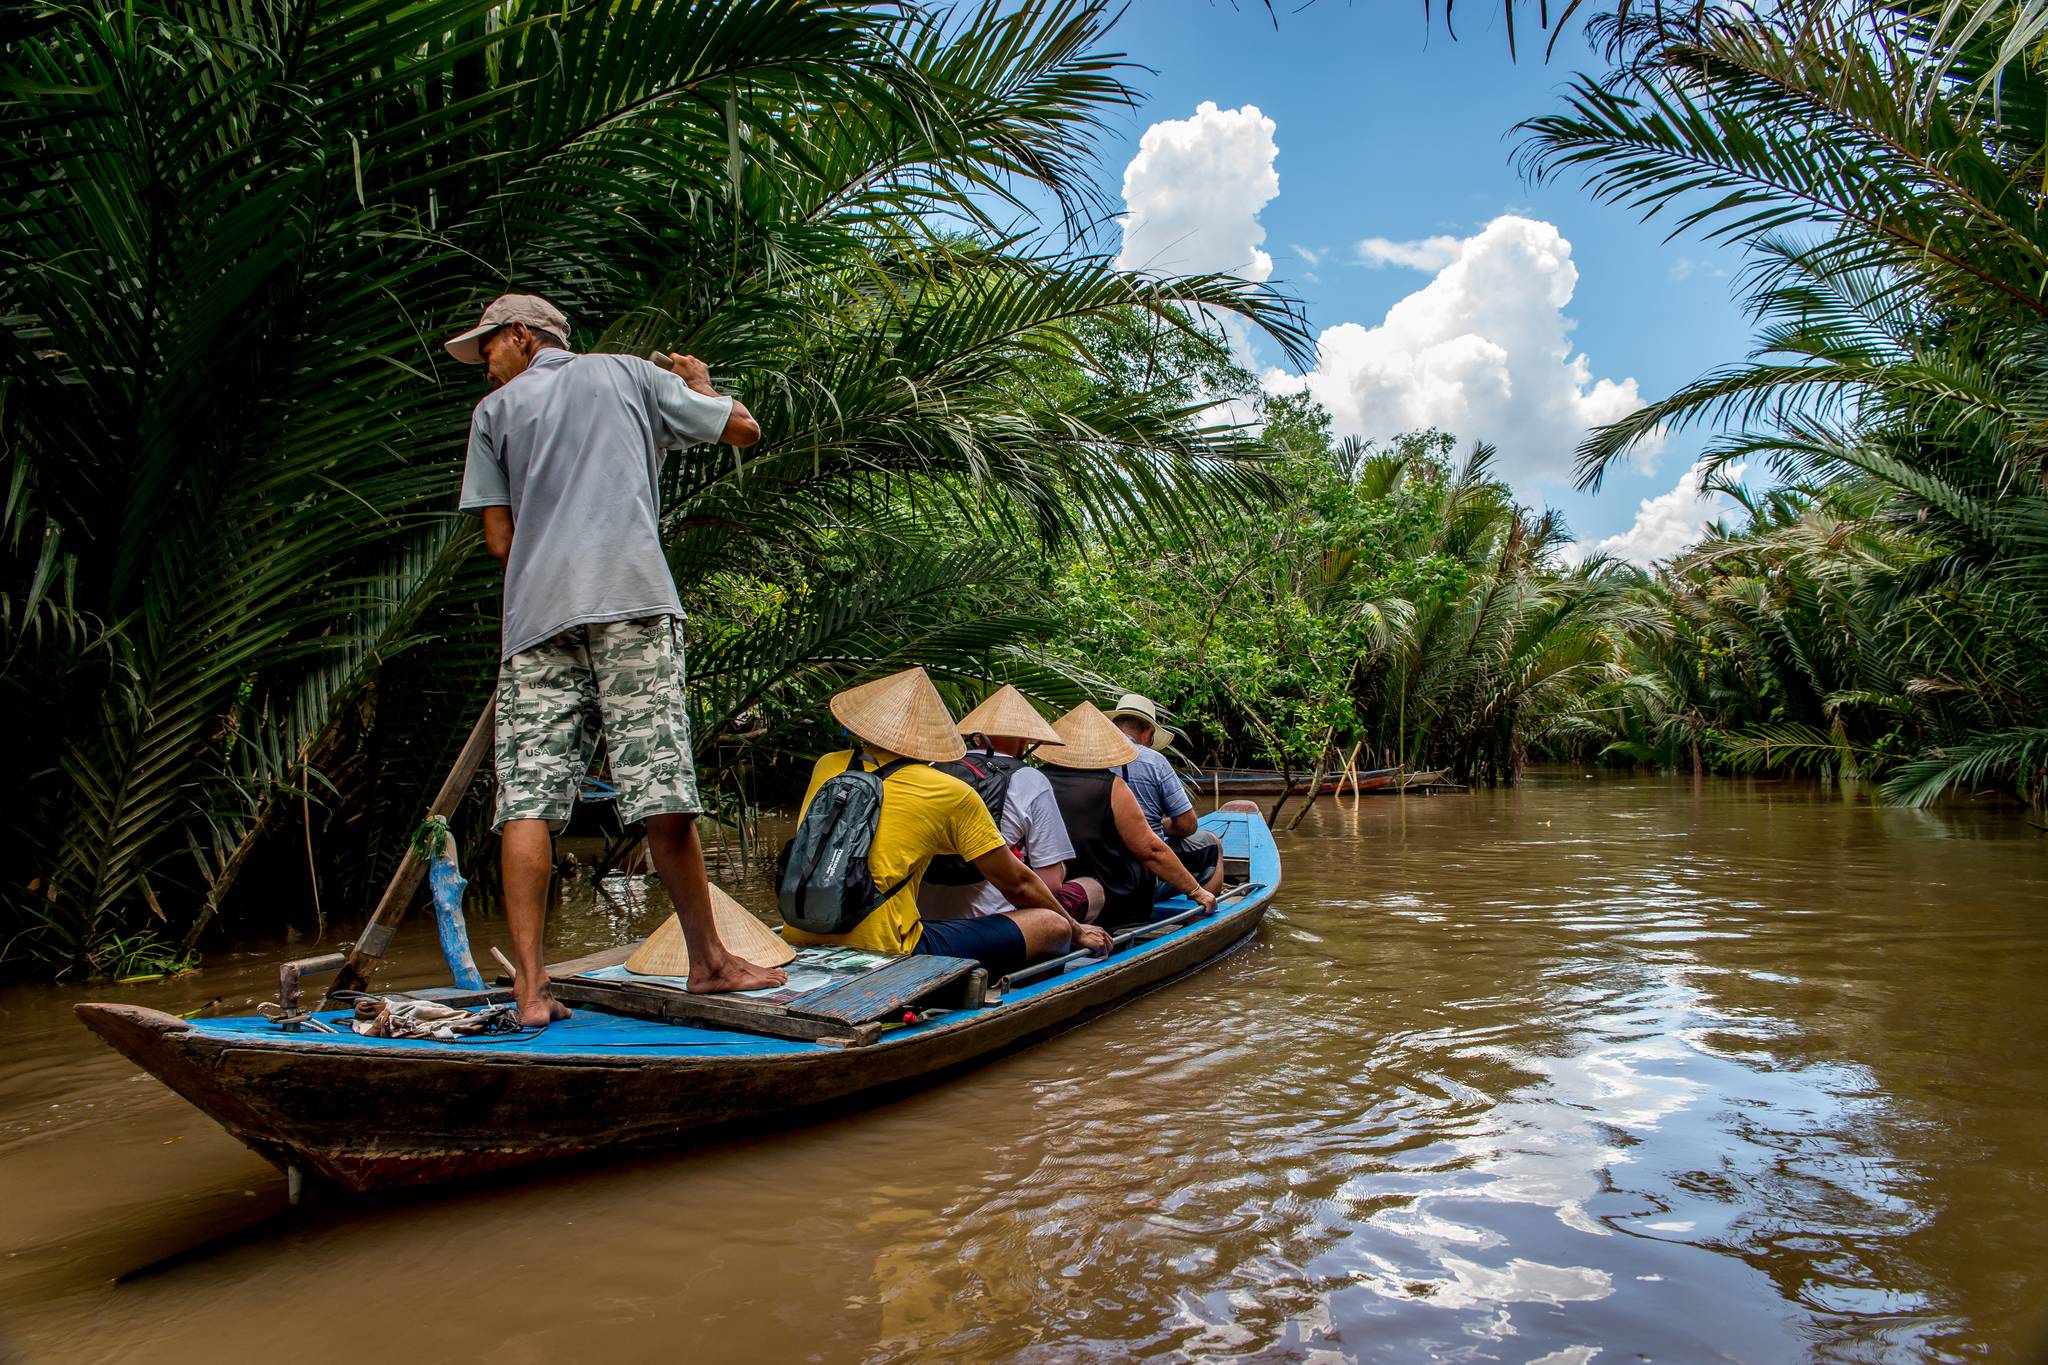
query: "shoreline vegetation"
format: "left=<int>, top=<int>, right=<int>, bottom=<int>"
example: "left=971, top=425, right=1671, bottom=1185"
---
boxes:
left=6, top=1, right=2044, bottom=982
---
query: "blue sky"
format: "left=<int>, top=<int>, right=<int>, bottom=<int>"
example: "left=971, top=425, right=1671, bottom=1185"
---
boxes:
left=1064, top=3, right=1759, bottom=554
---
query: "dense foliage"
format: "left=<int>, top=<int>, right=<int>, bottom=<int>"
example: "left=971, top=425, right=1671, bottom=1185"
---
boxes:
left=1520, top=1, right=2048, bottom=814
left=0, top=0, right=1304, bottom=978
left=1038, top=391, right=1630, bottom=786
left=9, top=0, right=2044, bottom=981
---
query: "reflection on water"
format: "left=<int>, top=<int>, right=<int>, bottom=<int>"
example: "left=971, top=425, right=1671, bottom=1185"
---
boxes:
left=2, top=775, right=2045, bottom=1362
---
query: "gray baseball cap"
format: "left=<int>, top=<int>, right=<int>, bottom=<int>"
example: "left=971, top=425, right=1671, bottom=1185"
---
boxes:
left=444, top=294, right=571, bottom=364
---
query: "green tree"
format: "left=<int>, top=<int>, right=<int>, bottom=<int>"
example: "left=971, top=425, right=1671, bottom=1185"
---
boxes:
left=0, top=0, right=1306, bottom=977
left=1519, top=1, right=2048, bottom=812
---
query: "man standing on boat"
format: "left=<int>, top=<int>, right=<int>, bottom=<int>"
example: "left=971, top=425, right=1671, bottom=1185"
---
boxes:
left=448, top=294, right=788, bottom=1025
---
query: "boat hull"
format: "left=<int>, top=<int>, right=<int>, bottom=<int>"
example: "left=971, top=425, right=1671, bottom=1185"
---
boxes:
left=1182, top=767, right=1379, bottom=796
left=77, top=812, right=1279, bottom=1196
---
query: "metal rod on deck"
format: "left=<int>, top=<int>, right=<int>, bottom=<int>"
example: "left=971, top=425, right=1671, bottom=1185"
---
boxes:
left=1000, top=882, right=1265, bottom=990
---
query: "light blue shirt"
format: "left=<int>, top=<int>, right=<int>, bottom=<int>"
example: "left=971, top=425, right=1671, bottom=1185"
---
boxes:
left=1118, top=743, right=1194, bottom=837
left=459, top=350, right=734, bottom=659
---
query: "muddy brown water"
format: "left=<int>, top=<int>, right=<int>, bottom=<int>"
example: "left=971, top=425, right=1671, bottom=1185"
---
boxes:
left=2, top=774, right=2045, bottom=1363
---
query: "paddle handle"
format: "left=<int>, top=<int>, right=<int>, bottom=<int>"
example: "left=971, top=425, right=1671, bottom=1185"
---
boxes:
left=1001, top=882, right=1264, bottom=989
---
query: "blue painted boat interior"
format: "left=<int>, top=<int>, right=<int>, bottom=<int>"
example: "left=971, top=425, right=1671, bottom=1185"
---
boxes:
left=183, top=812, right=1280, bottom=1060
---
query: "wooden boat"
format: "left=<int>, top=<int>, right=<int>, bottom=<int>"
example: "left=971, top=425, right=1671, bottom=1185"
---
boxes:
left=1182, top=765, right=1400, bottom=797
left=75, top=809, right=1280, bottom=1197
left=1182, top=767, right=1462, bottom=798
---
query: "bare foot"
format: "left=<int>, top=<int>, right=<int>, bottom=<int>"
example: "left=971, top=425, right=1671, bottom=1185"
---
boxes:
left=515, top=979, right=574, bottom=1028
left=688, top=953, right=788, bottom=994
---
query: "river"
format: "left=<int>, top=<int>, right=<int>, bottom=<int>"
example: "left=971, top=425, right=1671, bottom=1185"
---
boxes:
left=1, top=774, right=2044, bottom=1362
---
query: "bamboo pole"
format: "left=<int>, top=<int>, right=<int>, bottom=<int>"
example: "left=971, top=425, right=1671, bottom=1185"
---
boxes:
left=1338, top=740, right=1364, bottom=797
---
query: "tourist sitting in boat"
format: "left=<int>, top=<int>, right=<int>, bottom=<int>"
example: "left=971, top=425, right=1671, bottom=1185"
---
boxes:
left=918, top=684, right=1105, bottom=925
left=1108, top=693, right=1227, bottom=900
left=1042, top=702, right=1222, bottom=927
left=782, top=667, right=1113, bottom=976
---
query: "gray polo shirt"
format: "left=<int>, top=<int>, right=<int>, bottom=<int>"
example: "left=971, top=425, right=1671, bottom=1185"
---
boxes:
left=458, top=349, right=734, bottom=659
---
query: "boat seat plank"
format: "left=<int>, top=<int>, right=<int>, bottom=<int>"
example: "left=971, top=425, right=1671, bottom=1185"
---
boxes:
left=553, top=977, right=881, bottom=1047
left=1215, top=820, right=1257, bottom=861
left=543, top=942, right=639, bottom=980
left=784, top=955, right=978, bottom=1026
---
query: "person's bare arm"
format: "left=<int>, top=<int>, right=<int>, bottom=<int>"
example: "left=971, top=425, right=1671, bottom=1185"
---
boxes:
left=482, top=506, right=514, bottom=565
left=1112, top=781, right=1218, bottom=912
left=1162, top=809, right=1198, bottom=840
left=1030, top=860, right=1067, bottom=894
left=974, top=846, right=1061, bottom=914
left=664, top=353, right=761, bottom=447
left=974, top=847, right=1111, bottom=952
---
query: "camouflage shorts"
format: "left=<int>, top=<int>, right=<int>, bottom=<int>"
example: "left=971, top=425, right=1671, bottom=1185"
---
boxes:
left=494, top=615, right=702, bottom=829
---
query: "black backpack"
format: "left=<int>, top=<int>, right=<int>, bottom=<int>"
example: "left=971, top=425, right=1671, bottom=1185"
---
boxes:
left=776, top=750, right=917, bottom=935
left=922, top=751, right=1028, bottom=887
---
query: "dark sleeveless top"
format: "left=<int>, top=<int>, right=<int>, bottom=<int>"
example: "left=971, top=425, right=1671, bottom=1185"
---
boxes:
left=1044, top=767, right=1150, bottom=920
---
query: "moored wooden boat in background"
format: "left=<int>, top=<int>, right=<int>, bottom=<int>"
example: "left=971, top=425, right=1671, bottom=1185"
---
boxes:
left=1181, top=765, right=1462, bottom=798
left=1182, top=766, right=1401, bottom=797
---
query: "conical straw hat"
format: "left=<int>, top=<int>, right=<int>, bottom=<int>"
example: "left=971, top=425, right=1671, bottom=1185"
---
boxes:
left=828, top=666, right=965, bottom=762
left=624, top=883, right=797, bottom=976
left=1039, top=701, right=1141, bottom=769
left=955, top=684, right=1063, bottom=746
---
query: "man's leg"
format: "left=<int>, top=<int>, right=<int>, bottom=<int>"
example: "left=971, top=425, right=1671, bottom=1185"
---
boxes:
left=495, top=634, right=601, bottom=1028
left=998, top=907, right=1073, bottom=961
left=593, top=618, right=787, bottom=994
left=918, top=910, right=1067, bottom=974
left=643, top=812, right=788, bottom=994
left=1053, top=876, right=1105, bottom=923
left=501, top=818, right=571, bottom=1026
left=1171, top=830, right=1226, bottom=895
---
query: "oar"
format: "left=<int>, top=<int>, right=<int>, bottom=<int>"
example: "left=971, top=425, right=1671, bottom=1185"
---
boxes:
left=324, top=697, right=496, bottom=1002
left=1001, top=881, right=1266, bottom=989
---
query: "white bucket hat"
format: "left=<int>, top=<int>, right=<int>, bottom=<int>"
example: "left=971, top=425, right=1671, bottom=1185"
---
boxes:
left=1107, top=693, right=1175, bottom=750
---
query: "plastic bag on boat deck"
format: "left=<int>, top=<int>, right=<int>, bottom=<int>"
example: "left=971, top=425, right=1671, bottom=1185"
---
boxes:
left=350, top=997, right=521, bottom=1041
left=776, top=749, right=917, bottom=935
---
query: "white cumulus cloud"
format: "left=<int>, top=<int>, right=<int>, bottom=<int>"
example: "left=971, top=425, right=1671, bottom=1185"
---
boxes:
left=1116, top=101, right=1279, bottom=282
left=1356, top=234, right=1464, bottom=271
left=1565, top=459, right=1744, bottom=566
left=1265, top=215, right=1661, bottom=487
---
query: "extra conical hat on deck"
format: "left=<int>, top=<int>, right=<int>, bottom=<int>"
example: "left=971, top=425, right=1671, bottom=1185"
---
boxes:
left=829, top=666, right=965, bottom=762
left=1039, top=701, right=1141, bottom=770
left=624, top=883, right=796, bottom=976
left=955, top=684, right=1063, bottom=746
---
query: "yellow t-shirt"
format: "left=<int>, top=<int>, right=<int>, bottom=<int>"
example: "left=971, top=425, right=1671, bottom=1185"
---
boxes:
left=780, top=748, right=1007, bottom=955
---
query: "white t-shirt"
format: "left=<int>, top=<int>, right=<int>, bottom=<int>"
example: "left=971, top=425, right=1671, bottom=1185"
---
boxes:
left=967, top=764, right=1075, bottom=916
left=916, top=756, right=1077, bottom=919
